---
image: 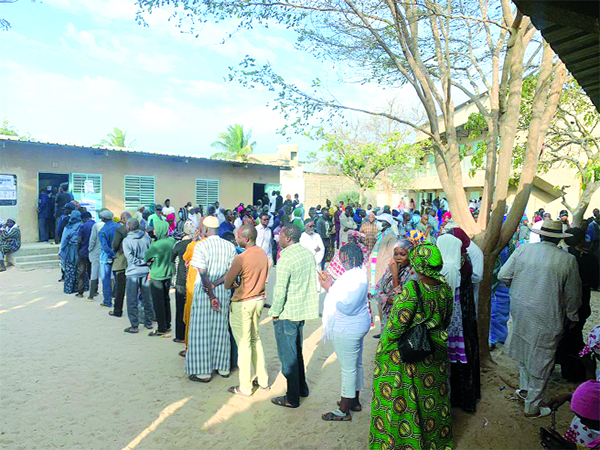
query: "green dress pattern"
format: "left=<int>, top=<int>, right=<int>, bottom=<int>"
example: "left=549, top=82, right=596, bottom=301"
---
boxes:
left=369, top=280, right=454, bottom=450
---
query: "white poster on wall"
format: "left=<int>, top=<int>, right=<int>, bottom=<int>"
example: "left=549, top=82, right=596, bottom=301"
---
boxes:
left=84, top=179, right=95, bottom=194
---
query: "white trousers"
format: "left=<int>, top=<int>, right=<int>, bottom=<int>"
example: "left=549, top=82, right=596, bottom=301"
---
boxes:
left=517, top=362, right=551, bottom=415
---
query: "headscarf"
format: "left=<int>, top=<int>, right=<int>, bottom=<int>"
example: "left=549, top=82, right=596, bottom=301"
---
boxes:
left=292, top=208, right=305, bottom=232
left=442, top=212, right=452, bottom=223
left=436, top=233, right=462, bottom=292
left=4, top=218, right=18, bottom=233
left=394, top=238, right=414, bottom=251
left=580, top=325, right=600, bottom=358
left=166, top=213, right=176, bottom=233
left=66, top=210, right=82, bottom=227
left=407, top=229, right=425, bottom=245
left=571, top=380, right=600, bottom=421
left=408, top=242, right=444, bottom=282
left=449, top=227, right=470, bottom=254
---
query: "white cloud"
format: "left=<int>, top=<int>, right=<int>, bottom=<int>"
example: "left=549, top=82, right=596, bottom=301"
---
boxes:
left=49, top=0, right=138, bottom=21
left=135, top=53, right=180, bottom=74
left=133, top=101, right=180, bottom=129
left=64, top=23, right=130, bottom=63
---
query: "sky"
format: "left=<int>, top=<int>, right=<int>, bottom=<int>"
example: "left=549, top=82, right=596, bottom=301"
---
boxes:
left=0, top=0, right=413, bottom=159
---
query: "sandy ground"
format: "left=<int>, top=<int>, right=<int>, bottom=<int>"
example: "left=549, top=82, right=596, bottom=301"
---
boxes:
left=0, top=266, right=597, bottom=450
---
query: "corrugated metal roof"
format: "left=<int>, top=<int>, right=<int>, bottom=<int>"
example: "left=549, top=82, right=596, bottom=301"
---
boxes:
left=0, top=135, right=291, bottom=170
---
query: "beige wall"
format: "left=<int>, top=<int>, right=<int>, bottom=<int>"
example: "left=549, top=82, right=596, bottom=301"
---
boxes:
left=0, top=141, right=281, bottom=242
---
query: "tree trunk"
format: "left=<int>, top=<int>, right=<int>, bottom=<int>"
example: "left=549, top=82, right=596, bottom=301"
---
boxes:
left=570, top=180, right=600, bottom=226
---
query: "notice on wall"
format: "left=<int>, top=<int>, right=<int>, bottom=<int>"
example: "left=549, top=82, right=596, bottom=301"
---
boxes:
left=84, top=179, right=95, bottom=194
left=80, top=200, right=97, bottom=212
left=0, top=174, right=17, bottom=205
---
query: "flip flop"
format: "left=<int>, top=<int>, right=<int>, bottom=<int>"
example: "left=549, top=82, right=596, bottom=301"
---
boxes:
left=173, top=338, right=185, bottom=343
left=178, top=350, right=186, bottom=358
left=322, top=410, right=352, bottom=421
left=189, top=375, right=211, bottom=383
left=228, top=386, right=251, bottom=397
left=271, top=396, right=298, bottom=408
left=525, top=407, right=552, bottom=418
left=124, top=327, right=139, bottom=334
left=144, top=324, right=153, bottom=330
left=252, top=379, right=270, bottom=390
left=148, top=331, right=167, bottom=337
left=510, top=389, right=528, bottom=401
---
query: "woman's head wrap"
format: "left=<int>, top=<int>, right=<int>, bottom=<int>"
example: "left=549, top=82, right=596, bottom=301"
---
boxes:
left=571, top=380, right=600, bottom=421
left=407, top=229, right=425, bottom=244
left=448, top=227, right=470, bottom=254
left=394, top=238, right=414, bottom=251
left=408, top=242, right=444, bottom=281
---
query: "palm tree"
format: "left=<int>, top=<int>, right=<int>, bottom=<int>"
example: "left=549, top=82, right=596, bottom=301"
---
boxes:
left=210, top=124, right=257, bottom=161
left=98, top=127, right=136, bottom=148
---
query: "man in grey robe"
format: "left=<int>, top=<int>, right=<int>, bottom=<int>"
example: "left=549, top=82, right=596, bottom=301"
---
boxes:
left=499, top=220, right=581, bottom=417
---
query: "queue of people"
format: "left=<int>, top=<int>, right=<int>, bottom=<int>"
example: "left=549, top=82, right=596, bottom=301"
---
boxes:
left=6, top=186, right=600, bottom=450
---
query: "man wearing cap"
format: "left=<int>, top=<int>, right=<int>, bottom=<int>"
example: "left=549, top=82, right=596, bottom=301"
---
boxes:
left=97, top=210, right=120, bottom=308
left=339, top=206, right=357, bottom=247
left=499, top=220, right=582, bottom=418
left=186, top=215, right=237, bottom=382
left=87, top=209, right=107, bottom=300
left=559, top=210, right=571, bottom=229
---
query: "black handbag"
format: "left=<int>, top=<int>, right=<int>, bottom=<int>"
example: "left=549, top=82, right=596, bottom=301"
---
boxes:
left=397, top=281, right=434, bottom=363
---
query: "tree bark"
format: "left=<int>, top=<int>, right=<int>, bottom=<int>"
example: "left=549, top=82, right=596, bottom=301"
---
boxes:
left=569, top=180, right=600, bottom=226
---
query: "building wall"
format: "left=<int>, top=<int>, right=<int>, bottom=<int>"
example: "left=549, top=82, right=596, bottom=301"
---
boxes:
left=0, top=141, right=281, bottom=242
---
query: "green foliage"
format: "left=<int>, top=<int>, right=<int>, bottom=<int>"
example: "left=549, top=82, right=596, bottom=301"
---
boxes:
left=98, top=127, right=135, bottom=148
left=0, top=119, right=19, bottom=137
left=335, top=191, right=360, bottom=206
left=315, top=126, right=424, bottom=194
left=210, top=124, right=257, bottom=162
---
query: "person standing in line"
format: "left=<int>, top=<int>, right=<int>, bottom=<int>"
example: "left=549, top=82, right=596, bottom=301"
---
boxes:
left=339, top=206, right=357, bottom=247
left=224, top=225, right=270, bottom=396
left=186, top=216, right=237, bottom=382
left=144, top=220, right=175, bottom=337
left=75, top=211, right=94, bottom=298
left=255, top=212, right=273, bottom=267
left=60, top=210, right=83, bottom=294
left=219, top=209, right=235, bottom=238
left=98, top=210, right=119, bottom=307
left=37, top=187, right=54, bottom=242
left=109, top=212, right=131, bottom=318
left=87, top=210, right=106, bottom=301
left=147, top=204, right=165, bottom=231
left=300, top=219, right=324, bottom=267
left=172, top=221, right=195, bottom=343
left=54, top=183, right=73, bottom=244
left=269, top=224, right=320, bottom=408
left=315, top=208, right=333, bottom=270
left=334, top=205, right=342, bottom=249
left=499, top=220, right=581, bottom=417
left=319, top=243, right=371, bottom=421
left=122, top=218, right=154, bottom=334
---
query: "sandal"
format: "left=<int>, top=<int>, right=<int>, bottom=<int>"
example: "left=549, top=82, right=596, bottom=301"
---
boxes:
left=252, top=379, right=270, bottom=390
left=525, top=407, right=552, bottom=418
left=510, top=389, right=528, bottom=401
left=124, top=327, right=139, bottom=334
left=322, top=410, right=352, bottom=421
left=178, top=350, right=186, bottom=358
left=189, top=375, right=211, bottom=383
left=271, top=396, right=298, bottom=408
left=338, top=401, right=362, bottom=412
left=144, top=324, right=153, bottom=330
left=228, top=386, right=251, bottom=397
left=173, top=338, right=185, bottom=343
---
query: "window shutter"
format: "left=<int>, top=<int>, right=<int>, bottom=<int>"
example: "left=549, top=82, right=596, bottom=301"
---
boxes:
left=124, top=176, right=155, bottom=209
left=195, top=179, right=219, bottom=209
left=72, top=173, right=102, bottom=194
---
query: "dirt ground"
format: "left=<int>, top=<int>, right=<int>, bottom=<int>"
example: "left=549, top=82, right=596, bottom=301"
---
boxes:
left=0, top=266, right=597, bottom=450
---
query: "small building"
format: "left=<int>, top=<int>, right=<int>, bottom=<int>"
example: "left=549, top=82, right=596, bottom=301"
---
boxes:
left=0, top=136, right=288, bottom=243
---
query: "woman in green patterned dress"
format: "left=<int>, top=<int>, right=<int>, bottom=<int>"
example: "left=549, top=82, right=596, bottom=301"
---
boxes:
left=370, top=243, right=454, bottom=450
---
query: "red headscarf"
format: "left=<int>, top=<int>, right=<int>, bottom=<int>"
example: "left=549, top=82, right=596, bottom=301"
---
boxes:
left=166, top=213, right=176, bottom=233
left=449, top=227, right=470, bottom=254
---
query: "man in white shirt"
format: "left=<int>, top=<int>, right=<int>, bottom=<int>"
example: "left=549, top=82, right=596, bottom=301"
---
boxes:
left=162, top=199, right=175, bottom=216
left=441, top=198, right=449, bottom=212
left=529, top=212, right=551, bottom=244
left=256, top=213, right=273, bottom=265
left=217, top=207, right=226, bottom=224
left=269, top=191, right=277, bottom=214
left=300, top=219, right=324, bottom=266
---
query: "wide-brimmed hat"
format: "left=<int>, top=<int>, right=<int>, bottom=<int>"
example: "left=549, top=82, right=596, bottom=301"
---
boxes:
left=376, top=213, right=394, bottom=227
left=203, top=215, right=219, bottom=229
left=531, top=219, right=572, bottom=238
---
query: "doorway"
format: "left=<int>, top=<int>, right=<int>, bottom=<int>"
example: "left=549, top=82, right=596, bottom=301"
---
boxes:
left=38, top=172, right=70, bottom=195
left=253, top=183, right=266, bottom=206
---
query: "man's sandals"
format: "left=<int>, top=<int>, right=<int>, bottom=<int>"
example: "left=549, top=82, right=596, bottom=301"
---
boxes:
left=337, top=400, right=362, bottom=412
left=189, top=375, right=211, bottom=383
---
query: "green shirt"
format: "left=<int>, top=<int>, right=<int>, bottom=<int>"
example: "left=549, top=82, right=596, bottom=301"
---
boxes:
left=269, top=243, right=319, bottom=321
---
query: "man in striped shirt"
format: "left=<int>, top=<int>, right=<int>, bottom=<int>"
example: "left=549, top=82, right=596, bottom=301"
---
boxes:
left=186, top=216, right=237, bottom=383
left=269, top=224, right=320, bottom=408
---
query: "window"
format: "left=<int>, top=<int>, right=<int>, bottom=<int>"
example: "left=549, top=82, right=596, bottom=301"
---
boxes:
left=195, top=178, right=219, bottom=209
left=124, top=175, right=155, bottom=209
left=72, top=173, right=102, bottom=195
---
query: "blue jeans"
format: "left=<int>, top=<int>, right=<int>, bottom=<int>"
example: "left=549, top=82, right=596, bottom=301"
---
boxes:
left=126, top=275, right=153, bottom=328
left=273, top=319, right=308, bottom=407
left=100, top=261, right=113, bottom=306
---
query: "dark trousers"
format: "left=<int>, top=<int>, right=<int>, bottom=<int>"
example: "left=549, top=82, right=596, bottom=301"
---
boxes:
left=150, top=279, right=172, bottom=333
left=174, top=286, right=186, bottom=341
left=126, top=275, right=153, bottom=328
left=273, top=319, right=309, bottom=406
left=38, top=217, right=52, bottom=242
left=77, top=257, right=91, bottom=294
left=321, top=240, right=330, bottom=270
left=112, top=270, right=127, bottom=316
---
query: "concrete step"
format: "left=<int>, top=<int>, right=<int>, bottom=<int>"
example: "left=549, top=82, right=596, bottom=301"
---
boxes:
left=11, top=246, right=59, bottom=257
left=13, top=259, right=61, bottom=270
left=12, top=253, right=60, bottom=264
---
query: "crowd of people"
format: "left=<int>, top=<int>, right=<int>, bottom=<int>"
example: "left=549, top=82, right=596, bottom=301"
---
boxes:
left=2, top=186, right=600, bottom=449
